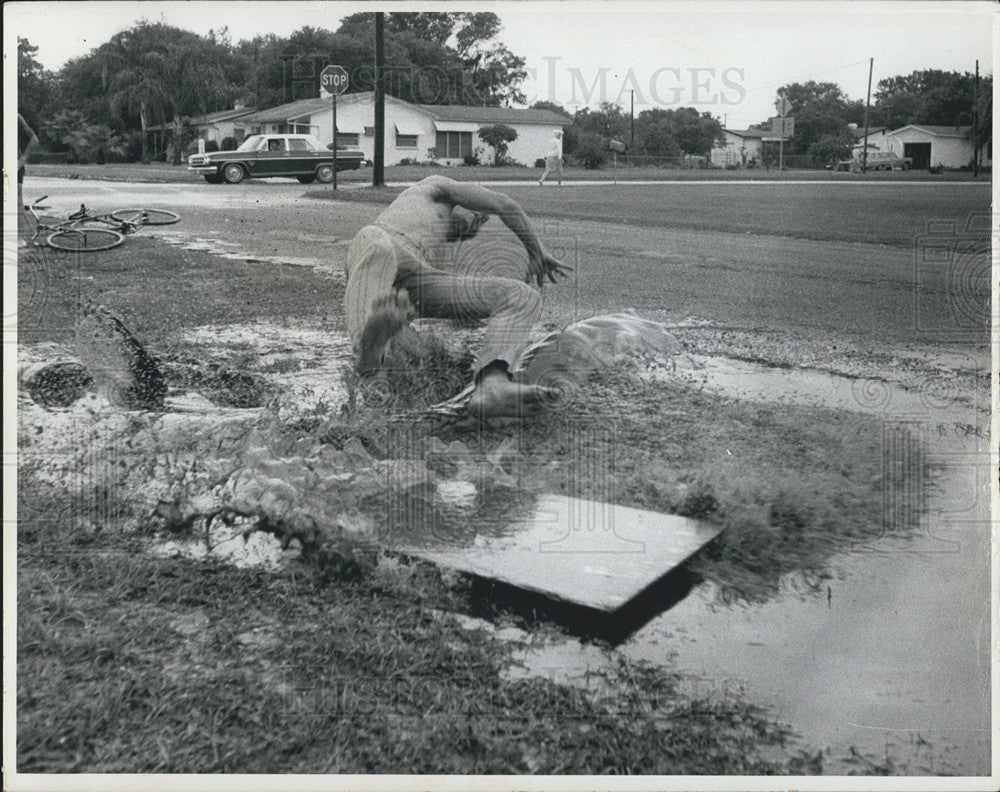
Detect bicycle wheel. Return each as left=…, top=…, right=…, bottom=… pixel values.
left=108, top=208, right=180, bottom=226
left=46, top=228, right=125, bottom=252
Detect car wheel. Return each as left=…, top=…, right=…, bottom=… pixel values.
left=223, top=163, right=246, bottom=184
left=315, top=164, right=336, bottom=183
left=901, top=162, right=909, bottom=170
left=204, top=173, right=224, bottom=184
left=297, top=175, right=317, bottom=184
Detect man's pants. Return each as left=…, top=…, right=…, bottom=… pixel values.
left=540, top=155, right=562, bottom=183
left=344, top=225, right=542, bottom=375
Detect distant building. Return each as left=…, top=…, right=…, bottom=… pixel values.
left=721, top=128, right=767, bottom=162
left=148, top=104, right=256, bottom=154
left=858, top=125, right=990, bottom=170
left=848, top=123, right=888, bottom=154
left=235, top=91, right=571, bottom=166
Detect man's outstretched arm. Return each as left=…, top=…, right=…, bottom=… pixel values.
left=431, top=178, right=572, bottom=286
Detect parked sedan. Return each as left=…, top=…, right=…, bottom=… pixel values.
left=188, top=134, right=364, bottom=184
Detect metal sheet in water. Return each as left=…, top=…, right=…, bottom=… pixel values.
left=400, top=494, right=721, bottom=612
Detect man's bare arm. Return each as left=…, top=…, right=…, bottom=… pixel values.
left=18, top=114, right=39, bottom=169
left=432, top=178, right=571, bottom=286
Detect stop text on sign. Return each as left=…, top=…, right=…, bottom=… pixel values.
left=321, top=65, right=348, bottom=95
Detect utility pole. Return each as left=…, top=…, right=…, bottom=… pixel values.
left=862, top=57, right=873, bottom=171
left=629, top=89, right=634, bottom=146
left=973, top=59, right=980, bottom=178
left=373, top=11, right=385, bottom=187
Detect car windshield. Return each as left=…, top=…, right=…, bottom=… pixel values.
left=236, top=135, right=265, bottom=152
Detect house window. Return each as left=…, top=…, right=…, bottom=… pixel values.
left=336, top=133, right=360, bottom=147
left=291, top=123, right=313, bottom=134
left=364, top=126, right=375, bottom=136
left=435, top=131, right=472, bottom=159
left=396, top=133, right=418, bottom=149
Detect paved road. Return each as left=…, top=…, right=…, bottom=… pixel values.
left=26, top=176, right=989, bottom=351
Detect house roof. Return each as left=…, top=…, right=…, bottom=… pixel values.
left=239, top=97, right=331, bottom=124
left=852, top=126, right=886, bottom=139
left=239, top=92, right=572, bottom=127
left=417, top=105, right=571, bottom=126
left=188, top=107, right=257, bottom=125
left=148, top=106, right=256, bottom=131
left=724, top=128, right=767, bottom=139
left=887, top=124, right=972, bottom=139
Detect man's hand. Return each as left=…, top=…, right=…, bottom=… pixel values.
left=526, top=249, right=572, bottom=287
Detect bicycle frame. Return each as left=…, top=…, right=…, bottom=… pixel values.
left=27, top=198, right=178, bottom=251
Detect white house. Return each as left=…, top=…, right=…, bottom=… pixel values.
left=186, top=105, right=257, bottom=145
left=862, top=125, right=990, bottom=170
left=719, top=128, right=766, bottom=165
left=236, top=91, right=570, bottom=166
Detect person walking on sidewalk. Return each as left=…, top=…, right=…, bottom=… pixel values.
left=539, top=129, right=563, bottom=186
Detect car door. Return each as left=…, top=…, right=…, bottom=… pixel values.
left=286, top=138, right=318, bottom=174
left=249, top=137, right=288, bottom=176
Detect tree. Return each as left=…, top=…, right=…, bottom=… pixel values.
left=971, top=76, right=992, bottom=154
left=572, top=132, right=607, bottom=169
left=386, top=12, right=456, bottom=44
left=572, top=102, right=628, bottom=140
left=453, top=13, right=526, bottom=105
left=808, top=131, right=854, bottom=167
left=764, top=81, right=859, bottom=156
left=18, top=38, right=57, bottom=140
left=48, top=109, right=125, bottom=163
left=106, top=47, right=169, bottom=163
left=631, top=107, right=722, bottom=158
left=873, top=70, right=983, bottom=130
left=478, top=123, right=517, bottom=165
left=530, top=100, right=571, bottom=118
left=333, top=12, right=526, bottom=106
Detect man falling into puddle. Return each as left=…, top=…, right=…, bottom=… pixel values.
left=344, top=175, right=571, bottom=419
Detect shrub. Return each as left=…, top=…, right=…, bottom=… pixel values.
left=534, top=157, right=546, bottom=168
left=807, top=132, right=854, bottom=167
left=220, top=136, right=237, bottom=151
left=30, top=151, right=70, bottom=164
left=463, top=154, right=480, bottom=166
left=477, top=123, right=518, bottom=167
left=572, top=132, right=607, bottom=169
left=204, top=139, right=220, bottom=153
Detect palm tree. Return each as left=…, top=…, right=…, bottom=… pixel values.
left=108, top=54, right=168, bottom=164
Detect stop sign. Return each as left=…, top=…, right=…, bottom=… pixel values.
left=321, top=65, right=349, bottom=95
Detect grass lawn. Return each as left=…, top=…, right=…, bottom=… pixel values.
left=28, top=159, right=987, bottom=186
left=316, top=179, right=990, bottom=249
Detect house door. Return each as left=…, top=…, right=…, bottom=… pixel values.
left=903, top=142, right=931, bottom=170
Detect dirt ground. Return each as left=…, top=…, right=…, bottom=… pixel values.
left=14, top=175, right=992, bottom=775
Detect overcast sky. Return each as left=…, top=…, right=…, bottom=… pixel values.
left=7, top=0, right=995, bottom=129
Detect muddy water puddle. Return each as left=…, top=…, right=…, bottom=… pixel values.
left=157, top=230, right=347, bottom=278
left=178, top=322, right=354, bottom=420
left=569, top=356, right=988, bottom=774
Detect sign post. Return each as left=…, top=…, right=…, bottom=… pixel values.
left=775, top=95, right=791, bottom=171
left=320, top=64, right=349, bottom=189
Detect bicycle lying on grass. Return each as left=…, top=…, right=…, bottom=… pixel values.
left=29, top=196, right=180, bottom=251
